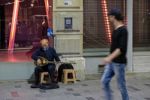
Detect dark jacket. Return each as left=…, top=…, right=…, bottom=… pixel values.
left=31, top=47, right=60, bottom=62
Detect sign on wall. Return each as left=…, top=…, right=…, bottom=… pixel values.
left=64, top=0, right=72, bottom=6
left=64, top=17, right=72, bottom=29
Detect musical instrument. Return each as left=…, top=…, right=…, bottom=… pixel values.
left=34, top=56, right=76, bottom=67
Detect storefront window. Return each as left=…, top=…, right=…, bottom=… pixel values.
left=83, top=0, right=126, bottom=49
left=0, top=0, right=52, bottom=62
left=133, top=0, right=150, bottom=50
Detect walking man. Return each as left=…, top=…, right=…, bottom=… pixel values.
left=101, top=8, right=129, bottom=100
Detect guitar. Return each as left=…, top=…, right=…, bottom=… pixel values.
left=34, top=56, right=76, bottom=67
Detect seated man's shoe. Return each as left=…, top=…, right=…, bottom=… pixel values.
left=39, top=83, right=59, bottom=90
left=30, top=84, right=40, bottom=88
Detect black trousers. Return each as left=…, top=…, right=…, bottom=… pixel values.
left=34, top=64, right=57, bottom=84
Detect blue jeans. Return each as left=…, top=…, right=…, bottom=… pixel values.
left=101, top=62, right=129, bottom=100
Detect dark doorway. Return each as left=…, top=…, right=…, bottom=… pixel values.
left=0, top=5, right=5, bottom=49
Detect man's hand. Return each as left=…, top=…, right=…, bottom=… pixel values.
left=102, top=56, right=112, bottom=65
left=102, top=49, right=121, bottom=65
left=37, top=59, right=42, bottom=65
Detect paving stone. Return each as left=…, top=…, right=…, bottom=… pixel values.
left=145, top=98, right=150, bottom=100
left=144, top=84, right=150, bottom=87
left=14, top=85, right=21, bottom=88
left=11, top=91, right=19, bottom=97
left=127, top=86, right=141, bottom=92
left=66, top=88, right=74, bottom=91
left=39, top=89, right=46, bottom=93
left=83, top=90, right=91, bottom=93
left=6, top=98, right=14, bottom=100
left=72, top=93, right=81, bottom=96
left=86, top=97, right=95, bottom=100
left=35, top=94, right=42, bottom=97
left=81, top=84, right=88, bottom=86
left=64, top=92, right=72, bottom=95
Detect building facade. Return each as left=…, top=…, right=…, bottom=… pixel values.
left=53, top=0, right=83, bottom=55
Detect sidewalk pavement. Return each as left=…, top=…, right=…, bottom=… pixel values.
left=0, top=73, right=150, bottom=100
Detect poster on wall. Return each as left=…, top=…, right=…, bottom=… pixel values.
left=64, top=17, right=72, bottom=29
left=64, top=0, right=72, bottom=6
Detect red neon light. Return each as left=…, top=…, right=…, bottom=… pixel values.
left=49, top=0, right=53, bottom=28
left=8, top=0, right=20, bottom=53
left=101, top=0, right=111, bottom=43
left=44, top=0, right=52, bottom=28
left=44, top=0, right=54, bottom=47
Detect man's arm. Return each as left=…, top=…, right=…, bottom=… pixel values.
left=31, top=49, right=40, bottom=61
left=103, top=49, right=121, bottom=64
left=52, top=48, right=60, bottom=62
left=103, top=29, right=128, bottom=64
left=109, top=49, right=121, bottom=60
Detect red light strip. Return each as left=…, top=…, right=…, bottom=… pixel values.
left=49, top=0, right=53, bottom=28
left=44, top=0, right=51, bottom=28
left=44, top=0, right=54, bottom=47
left=8, top=0, right=20, bottom=53
left=101, top=0, right=111, bottom=43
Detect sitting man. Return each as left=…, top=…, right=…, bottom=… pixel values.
left=31, top=39, right=60, bottom=88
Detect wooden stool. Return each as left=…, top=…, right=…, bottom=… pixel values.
left=63, top=69, right=76, bottom=84
left=40, top=72, right=49, bottom=84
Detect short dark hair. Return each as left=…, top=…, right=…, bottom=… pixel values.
left=108, top=8, right=124, bottom=21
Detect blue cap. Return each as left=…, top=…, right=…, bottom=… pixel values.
left=108, top=8, right=121, bottom=16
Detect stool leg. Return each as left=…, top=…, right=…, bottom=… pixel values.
left=42, top=77, right=47, bottom=84
left=40, top=73, right=49, bottom=84
left=72, top=71, right=76, bottom=83
left=64, top=72, right=68, bottom=84
left=74, top=71, right=77, bottom=81
left=40, top=74, right=44, bottom=84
